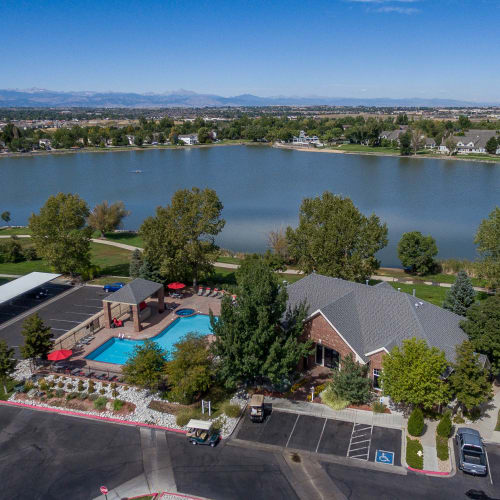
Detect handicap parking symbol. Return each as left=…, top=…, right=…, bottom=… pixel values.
left=375, top=450, right=394, bottom=465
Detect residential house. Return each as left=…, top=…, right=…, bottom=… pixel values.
left=287, top=273, right=473, bottom=388
left=379, top=126, right=408, bottom=145
left=438, top=130, right=499, bottom=155
left=292, top=130, right=323, bottom=147
left=179, top=134, right=199, bottom=145
left=126, top=135, right=135, bottom=146
left=38, top=138, right=52, bottom=149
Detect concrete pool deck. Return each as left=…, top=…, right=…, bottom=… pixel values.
left=73, top=292, right=221, bottom=373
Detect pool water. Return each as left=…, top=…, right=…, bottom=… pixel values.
left=86, top=314, right=215, bottom=365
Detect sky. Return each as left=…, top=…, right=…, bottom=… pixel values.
left=1, top=0, right=499, bottom=102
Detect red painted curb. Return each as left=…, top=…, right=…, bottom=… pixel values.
left=0, top=400, right=187, bottom=434
left=407, top=466, right=450, bottom=476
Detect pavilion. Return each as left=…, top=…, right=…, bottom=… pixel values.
left=102, top=278, right=164, bottom=332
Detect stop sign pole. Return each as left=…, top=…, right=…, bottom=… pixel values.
left=100, top=486, right=109, bottom=499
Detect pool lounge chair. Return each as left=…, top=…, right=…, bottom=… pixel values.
left=197, top=286, right=204, bottom=296
left=70, top=368, right=81, bottom=376
left=203, top=287, right=211, bottom=296
left=211, top=288, right=219, bottom=297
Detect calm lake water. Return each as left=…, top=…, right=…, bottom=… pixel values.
left=1, top=146, right=499, bottom=267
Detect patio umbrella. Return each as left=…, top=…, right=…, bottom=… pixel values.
left=167, top=282, right=186, bottom=290
left=47, top=349, right=73, bottom=361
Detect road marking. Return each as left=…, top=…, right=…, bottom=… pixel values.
left=315, top=418, right=328, bottom=453
left=285, top=414, right=300, bottom=448
left=347, top=422, right=373, bottom=460
left=485, top=449, right=493, bottom=485
left=366, top=425, right=374, bottom=461
left=48, top=319, right=81, bottom=323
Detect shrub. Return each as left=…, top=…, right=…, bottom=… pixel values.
left=53, top=375, right=59, bottom=380
left=55, top=389, right=64, bottom=398
left=436, top=435, right=449, bottom=461
left=77, top=381, right=84, bottom=391
left=66, top=392, right=78, bottom=400
left=78, top=392, right=87, bottom=400
left=38, top=379, right=48, bottom=391
left=407, top=408, right=424, bottom=437
left=57, top=381, right=64, bottom=388
left=88, top=383, right=96, bottom=394
left=453, top=413, right=465, bottom=424
left=222, top=403, right=240, bottom=418
left=24, top=381, right=34, bottom=392
left=406, top=437, right=424, bottom=469
left=88, top=393, right=98, bottom=401
left=176, top=410, right=196, bottom=427
left=437, top=411, right=452, bottom=438
left=111, top=382, right=117, bottom=389
left=66, top=384, right=74, bottom=391
left=112, top=389, right=119, bottom=398
left=48, top=380, right=55, bottom=388
left=94, top=396, right=107, bottom=410
left=99, top=388, right=106, bottom=395
left=372, top=401, right=386, bottom=413
left=102, top=383, right=108, bottom=388
left=321, top=384, right=350, bottom=410
left=113, top=399, right=124, bottom=411
left=22, top=247, right=37, bottom=261
left=330, top=354, right=371, bottom=405
left=46, top=390, right=54, bottom=399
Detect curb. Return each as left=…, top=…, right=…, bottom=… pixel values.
left=127, top=493, right=205, bottom=500
left=407, top=466, right=450, bottom=476
left=0, top=400, right=187, bottom=435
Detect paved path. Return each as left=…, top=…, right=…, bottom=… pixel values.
left=420, top=420, right=439, bottom=472
left=465, top=386, right=500, bottom=444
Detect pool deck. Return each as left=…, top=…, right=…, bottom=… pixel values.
left=73, top=292, right=222, bottom=373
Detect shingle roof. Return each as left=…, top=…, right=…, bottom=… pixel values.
left=287, top=273, right=467, bottom=362
left=103, top=278, right=163, bottom=305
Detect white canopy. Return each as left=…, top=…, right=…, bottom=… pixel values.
left=0, top=272, right=61, bottom=306
left=186, top=419, right=212, bottom=431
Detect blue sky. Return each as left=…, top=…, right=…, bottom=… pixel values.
left=1, top=0, right=499, bottom=101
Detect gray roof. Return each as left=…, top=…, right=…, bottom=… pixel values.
left=287, top=273, right=467, bottom=363
left=103, top=278, right=163, bottom=305
left=446, top=129, right=498, bottom=149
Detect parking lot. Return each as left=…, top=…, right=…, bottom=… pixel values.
left=236, top=409, right=402, bottom=467
left=0, top=285, right=107, bottom=357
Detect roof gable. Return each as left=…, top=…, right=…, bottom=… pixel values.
left=103, top=278, right=163, bottom=305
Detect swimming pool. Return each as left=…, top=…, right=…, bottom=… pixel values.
left=86, top=314, right=215, bottom=365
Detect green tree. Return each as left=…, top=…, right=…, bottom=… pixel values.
left=122, top=340, right=167, bottom=389
left=0, top=340, right=17, bottom=394
left=397, top=231, right=438, bottom=275
left=165, top=333, right=215, bottom=404
left=449, top=341, right=492, bottom=412
left=197, top=127, right=212, bottom=144
left=210, top=257, right=312, bottom=388
left=139, top=258, right=162, bottom=282
left=29, top=193, right=92, bottom=275
left=485, top=136, right=498, bottom=155
left=140, top=187, right=225, bottom=286
left=20, top=313, right=53, bottom=371
left=407, top=407, right=424, bottom=437
left=381, top=338, right=450, bottom=410
left=286, top=192, right=388, bottom=282
left=396, top=113, right=409, bottom=125
left=88, top=201, right=130, bottom=237
left=129, top=249, right=143, bottom=278
left=399, top=132, right=412, bottom=155
left=474, top=206, right=500, bottom=290
left=1, top=211, right=11, bottom=225
left=458, top=115, right=472, bottom=130
left=443, top=270, right=476, bottom=315
left=0, top=236, right=23, bottom=263
left=330, top=354, right=371, bottom=405
left=445, top=137, right=456, bottom=155
left=460, top=295, right=500, bottom=373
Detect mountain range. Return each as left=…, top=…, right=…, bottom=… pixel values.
left=0, top=88, right=496, bottom=108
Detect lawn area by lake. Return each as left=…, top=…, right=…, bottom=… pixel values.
left=0, top=227, right=32, bottom=235
left=102, top=231, right=144, bottom=247
left=335, top=144, right=400, bottom=154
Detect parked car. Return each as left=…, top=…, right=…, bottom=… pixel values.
left=186, top=419, right=220, bottom=447
left=455, top=428, right=487, bottom=476
left=103, top=282, right=125, bottom=293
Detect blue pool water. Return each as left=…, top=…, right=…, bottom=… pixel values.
left=86, top=314, right=215, bottom=365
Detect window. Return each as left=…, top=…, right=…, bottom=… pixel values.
left=373, top=368, right=381, bottom=389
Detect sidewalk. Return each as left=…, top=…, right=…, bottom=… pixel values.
left=420, top=420, right=439, bottom=472
left=465, top=386, right=500, bottom=443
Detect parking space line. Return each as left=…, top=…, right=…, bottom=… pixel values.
left=48, top=319, right=82, bottom=323
left=51, top=328, right=70, bottom=332
left=347, top=423, right=373, bottom=461
left=485, top=449, right=493, bottom=485
left=285, top=414, right=300, bottom=448
left=315, top=418, right=328, bottom=453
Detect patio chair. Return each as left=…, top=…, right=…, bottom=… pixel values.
left=210, top=288, right=219, bottom=297
left=203, top=287, right=211, bottom=296
left=197, top=286, right=204, bottom=296
left=70, top=368, right=80, bottom=376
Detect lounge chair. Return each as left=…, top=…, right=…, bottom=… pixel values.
left=197, top=286, right=204, bottom=296
left=70, top=368, right=80, bottom=376
left=203, top=287, right=211, bottom=296
left=211, top=288, right=219, bottom=297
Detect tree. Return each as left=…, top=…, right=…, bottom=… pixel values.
left=0, top=236, right=23, bottom=263
left=1, top=211, right=11, bottom=226
left=140, top=187, right=225, bottom=287
left=409, top=129, right=423, bottom=155
left=165, top=333, right=215, bottom=404
left=197, top=127, right=212, bottom=144
left=0, top=340, right=17, bottom=394
left=460, top=295, right=500, bottom=373
left=330, top=354, right=371, bottom=405
left=286, top=192, right=388, bottom=282
left=268, top=227, right=289, bottom=261
left=443, top=270, right=476, bottom=315
left=129, top=249, right=143, bottom=278
left=399, top=132, right=412, bottom=156
left=485, top=136, right=498, bottom=155
left=122, top=340, right=167, bottom=389
left=474, top=206, right=500, bottom=290
left=445, top=137, right=456, bottom=155
left=396, top=113, right=409, bottom=125
left=449, top=341, right=492, bottom=412
left=458, top=115, right=472, bottom=130
left=210, top=257, right=312, bottom=388
left=20, top=313, right=53, bottom=371
left=88, top=201, right=130, bottom=237
left=407, top=407, right=424, bottom=437
left=397, top=231, right=438, bottom=275
left=29, top=193, right=92, bottom=275
left=381, top=338, right=450, bottom=410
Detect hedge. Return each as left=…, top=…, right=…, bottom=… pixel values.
left=407, top=408, right=424, bottom=437
left=436, top=435, right=449, bottom=461
left=437, top=412, right=452, bottom=438
left=406, top=437, right=423, bottom=469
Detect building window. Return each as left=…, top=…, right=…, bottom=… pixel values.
left=373, top=368, right=381, bottom=389
left=316, top=344, right=323, bottom=365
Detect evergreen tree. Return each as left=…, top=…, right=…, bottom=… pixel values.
left=330, top=354, right=371, bottom=405
left=485, top=136, right=498, bottom=155
left=210, top=257, right=312, bottom=388
left=0, top=340, right=17, bottom=394
left=450, top=341, right=492, bottom=412
left=443, top=270, right=476, bottom=316
left=399, top=132, right=412, bottom=155
left=20, top=313, right=53, bottom=371
left=129, top=249, right=143, bottom=278
left=139, top=258, right=162, bottom=282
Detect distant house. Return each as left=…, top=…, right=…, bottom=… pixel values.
left=379, top=126, right=408, bottom=145
left=439, top=130, right=498, bottom=154
left=286, top=273, right=481, bottom=386
left=126, top=135, right=135, bottom=145
left=179, top=134, right=199, bottom=145
left=39, top=138, right=52, bottom=149
left=424, top=137, right=437, bottom=149
left=292, top=130, right=323, bottom=147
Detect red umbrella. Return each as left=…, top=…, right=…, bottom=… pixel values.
left=167, top=282, right=186, bottom=290
left=47, top=349, right=73, bottom=361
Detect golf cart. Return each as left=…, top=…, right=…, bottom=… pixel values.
left=249, top=394, right=265, bottom=423
left=186, top=419, right=220, bottom=447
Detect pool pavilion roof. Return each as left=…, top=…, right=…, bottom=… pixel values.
left=103, top=278, right=163, bottom=305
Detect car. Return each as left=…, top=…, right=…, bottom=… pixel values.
left=186, top=419, right=221, bottom=447
left=455, top=428, right=487, bottom=476
left=103, top=282, right=125, bottom=293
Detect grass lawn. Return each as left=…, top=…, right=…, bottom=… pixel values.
left=376, top=268, right=487, bottom=287
left=0, top=227, right=31, bottom=235
left=217, top=255, right=242, bottom=265
left=496, top=410, right=500, bottom=432
left=336, top=144, right=399, bottom=154
left=387, top=282, right=447, bottom=307
left=102, top=231, right=144, bottom=248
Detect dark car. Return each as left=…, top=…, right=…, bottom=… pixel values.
left=455, top=428, right=487, bottom=476
left=103, top=282, right=125, bottom=293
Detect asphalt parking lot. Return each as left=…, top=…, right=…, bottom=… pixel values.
left=0, top=285, right=107, bottom=357
left=236, top=409, right=402, bottom=467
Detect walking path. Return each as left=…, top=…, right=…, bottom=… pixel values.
left=465, top=386, right=500, bottom=444
left=420, top=420, right=439, bottom=472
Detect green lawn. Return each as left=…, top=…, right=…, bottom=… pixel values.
left=335, top=144, right=399, bottom=154
left=0, top=227, right=31, bottom=235
left=217, top=255, right=242, bottom=265
left=376, top=268, right=487, bottom=287
left=102, top=231, right=144, bottom=248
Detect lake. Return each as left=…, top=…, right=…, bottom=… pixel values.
left=1, top=146, right=498, bottom=267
